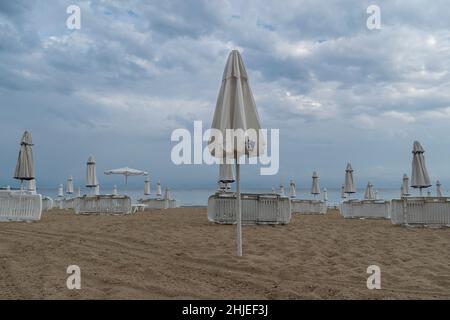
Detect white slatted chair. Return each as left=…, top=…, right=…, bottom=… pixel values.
left=0, top=191, right=42, bottom=221
left=207, top=193, right=291, bottom=225
left=291, top=199, right=327, bottom=214
left=391, top=197, right=450, bottom=227
left=74, top=195, right=132, bottom=214
left=341, top=200, right=390, bottom=219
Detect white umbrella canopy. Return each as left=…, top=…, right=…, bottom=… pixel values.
left=144, top=175, right=151, bottom=195
left=164, top=187, right=171, bottom=200
left=156, top=179, right=162, bottom=197
left=364, top=182, right=375, bottom=200
left=344, top=163, right=356, bottom=196
left=289, top=179, right=296, bottom=198
left=436, top=180, right=443, bottom=197
left=86, top=156, right=98, bottom=188
left=104, top=167, right=148, bottom=194
left=14, top=131, right=35, bottom=186
left=323, top=188, right=328, bottom=201
left=271, top=186, right=276, bottom=194
left=401, top=174, right=410, bottom=197
left=219, top=163, right=235, bottom=183
left=311, top=171, right=320, bottom=197
left=411, top=141, right=431, bottom=195
left=208, top=50, right=265, bottom=257
left=66, top=175, right=74, bottom=194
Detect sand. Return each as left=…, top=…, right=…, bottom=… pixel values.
left=0, top=208, right=449, bottom=299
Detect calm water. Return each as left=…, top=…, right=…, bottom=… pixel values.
left=38, top=187, right=420, bottom=207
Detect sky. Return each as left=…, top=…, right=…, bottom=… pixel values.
left=1, top=0, right=450, bottom=191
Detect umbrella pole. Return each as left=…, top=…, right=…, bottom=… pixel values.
left=236, top=161, right=242, bottom=257
left=125, top=175, right=128, bottom=195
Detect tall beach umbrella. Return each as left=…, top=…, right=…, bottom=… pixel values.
left=66, top=175, right=74, bottom=195
left=375, top=190, right=379, bottom=200
left=311, top=171, right=320, bottom=198
left=344, top=163, right=356, bottom=198
left=279, top=185, right=285, bottom=196
left=436, top=180, right=443, bottom=197
left=289, top=179, right=296, bottom=198
left=76, top=187, right=81, bottom=197
left=323, top=188, right=328, bottom=202
left=364, top=182, right=375, bottom=200
left=86, top=156, right=98, bottom=194
left=341, top=184, right=346, bottom=199
left=156, top=179, right=162, bottom=197
left=271, top=187, right=276, bottom=194
left=104, top=167, right=148, bottom=194
left=208, top=50, right=265, bottom=256
left=411, top=141, right=431, bottom=196
left=144, top=175, right=151, bottom=196
left=219, top=163, right=235, bottom=184
left=57, top=184, right=64, bottom=198
left=27, top=179, right=36, bottom=194
left=164, top=187, right=171, bottom=200
left=401, top=174, right=410, bottom=197
left=14, top=131, right=35, bottom=189
left=112, top=185, right=118, bottom=196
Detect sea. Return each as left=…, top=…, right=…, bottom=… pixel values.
left=37, top=187, right=415, bottom=207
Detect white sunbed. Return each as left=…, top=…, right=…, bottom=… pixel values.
left=0, top=191, right=42, bottom=221
left=390, top=197, right=450, bottom=227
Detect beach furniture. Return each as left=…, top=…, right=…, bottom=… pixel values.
left=42, top=196, right=53, bottom=211
left=208, top=192, right=291, bottom=225
left=104, top=167, right=148, bottom=194
left=138, top=198, right=177, bottom=209
left=390, top=197, right=450, bottom=226
left=0, top=191, right=42, bottom=221
left=341, top=199, right=390, bottom=219
left=74, top=195, right=132, bottom=214
left=291, top=199, right=327, bottom=214
left=132, top=204, right=147, bottom=213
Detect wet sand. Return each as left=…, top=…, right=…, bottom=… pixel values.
left=0, top=208, right=449, bottom=299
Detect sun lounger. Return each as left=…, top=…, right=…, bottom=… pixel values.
left=207, top=192, right=291, bottom=225
left=291, top=199, right=327, bottom=214
left=74, top=195, right=131, bottom=214
left=390, top=197, right=450, bottom=227
left=341, top=199, right=390, bottom=219
left=0, top=191, right=42, bottom=221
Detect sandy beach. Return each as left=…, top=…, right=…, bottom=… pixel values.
left=0, top=208, right=449, bottom=299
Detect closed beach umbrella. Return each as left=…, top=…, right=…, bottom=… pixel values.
left=289, top=180, right=296, bottom=198
left=14, top=131, right=35, bottom=188
left=219, top=163, right=235, bottom=184
left=401, top=174, right=410, bottom=197
left=112, top=185, right=118, bottom=196
left=66, top=175, right=74, bottom=194
left=436, top=180, right=443, bottom=197
left=364, top=182, right=375, bottom=200
left=156, top=179, right=162, bottom=197
left=279, top=185, right=285, bottom=196
left=208, top=50, right=265, bottom=256
left=76, top=187, right=81, bottom=197
left=27, top=179, right=36, bottom=194
left=164, top=187, right=171, bottom=200
left=144, top=175, right=151, bottom=195
left=411, top=141, right=431, bottom=196
left=271, top=186, right=276, bottom=194
left=344, top=163, right=356, bottom=197
left=57, top=184, right=64, bottom=197
left=311, top=171, right=320, bottom=198
left=323, top=188, right=328, bottom=202
left=86, top=156, right=98, bottom=189
left=375, top=190, right=379, bottom=200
